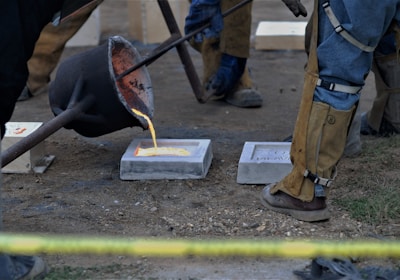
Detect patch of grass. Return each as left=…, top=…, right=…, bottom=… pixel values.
left=334, top=182, right=400, bottom=224
left=44, top=266, right=87, bottom=280
left=356, top=135, right=400, bottom=167
left=334, top=135, right=400, bottom=225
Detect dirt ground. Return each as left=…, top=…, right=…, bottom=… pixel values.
left=3, top=0, right=399, bottom=279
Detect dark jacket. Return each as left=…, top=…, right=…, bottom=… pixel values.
left=0, top=0, right=63, bottom=138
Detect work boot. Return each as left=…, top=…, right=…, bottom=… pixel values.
left=261, top=101, right=355, bottom=222
left=224, top=67, right=263, bottom=108
left=224, top=88, right=263, bottom=108
left=0, top=254, right=48, bottom=280
left=261, top=184, right=329, bottom=222
left=203, top=53, right=246, bottom=101
left=17, top=87, right=33, bottom=102
left=361, top=111, right=398, bottom=136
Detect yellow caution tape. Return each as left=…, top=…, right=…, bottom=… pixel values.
left=0, top=233, right=399, bottom=258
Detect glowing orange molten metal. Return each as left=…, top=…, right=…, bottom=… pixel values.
left=131, top=108, right=190, bottom=157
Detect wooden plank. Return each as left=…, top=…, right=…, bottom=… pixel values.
left=66, top=8, right=101, bottom=47
left=127, top=0, right=145, bottom=43
left=128, top=0, right=189, bottom=44
left=255, top=21, right=307, bottom=50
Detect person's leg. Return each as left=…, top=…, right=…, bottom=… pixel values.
left=219, top=0, right=251, bottom=59
left=211, top=0, right=262, bottom=107
left=199, top=0, right=248, bottom=100
left=0, top=1, right=62, bottom=275
left=363, top=36, right=400, bottom=136
left=304, top=15, right=361, bottom=159
left=261, top=1, right=400, bottom=221
left=188, top=0, right=262, bottom=107
left=19, top=7, right=94, bottom=101
left=344, top=33, right=400, bottom=157
left=0, top=139, right=48, bottom=280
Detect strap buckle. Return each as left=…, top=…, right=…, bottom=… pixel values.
left=317, top=79, right=336, bottom=91
left=316, top=78, right=362, bottom=94
left=322, top=1, right=330, bottom=8
left=334, top=25, right=344, bottom=33
left=303, top=170, right=333, bottom=187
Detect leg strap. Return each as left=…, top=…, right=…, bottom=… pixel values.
left=322, top=1, right=375, bottom=52
left=303, top=168, right=336, bottom=188
left=317, top=78, right=361, bottom=94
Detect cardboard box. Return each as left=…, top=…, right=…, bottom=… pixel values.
left=127, top=0, right=189, bottom=44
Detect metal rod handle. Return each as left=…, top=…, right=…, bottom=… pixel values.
left=1, top=78, right=95, bottom=168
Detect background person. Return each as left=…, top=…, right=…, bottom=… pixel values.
left=0, top=1, right=102, bottom=278
left=18, top=4, right=98, bottom=101
left=305, top=16, right=400, bottom=157
left=261, top=0, right=400, bottom=222
left=361, top=32, right=400, bottom=137
left=184, top=0, right=307, bottom=108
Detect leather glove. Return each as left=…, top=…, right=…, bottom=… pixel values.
left=184, top=0, right=223, bottom=43
left=281, top=0, right=307, bottom=17
left=203, top=53, right=246, bottom=101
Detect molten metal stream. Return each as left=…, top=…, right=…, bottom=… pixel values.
left=131, top=108, right=190, bottom=156
left=131, top=108, right=157, bottom=149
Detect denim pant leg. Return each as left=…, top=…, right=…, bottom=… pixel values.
left=313, top=0, right=400, bottom=110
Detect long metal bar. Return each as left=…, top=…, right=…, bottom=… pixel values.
left=157, top=0, right=204, bottom=102
left=1, top=79, right=95, bottom=168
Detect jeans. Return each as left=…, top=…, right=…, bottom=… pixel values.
left=313, top=0, right=400, bottom=110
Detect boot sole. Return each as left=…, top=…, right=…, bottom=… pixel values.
left=224, top=97, right=262, bottom=108
left=260, top=196, right=331, bottom=222
left=224, top=89, right=263, bottom=108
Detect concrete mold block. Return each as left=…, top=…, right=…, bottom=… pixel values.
left=120, top=139, right=213, bottom=180
left=237, top=142, right=292, bottom=184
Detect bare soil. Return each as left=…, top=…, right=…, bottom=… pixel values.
left=3, top=1, right=399, bottom=279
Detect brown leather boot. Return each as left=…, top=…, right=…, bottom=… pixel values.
left=261, top=102, right=355, bottom=222
left=261, top=184, right=329, bottom=222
